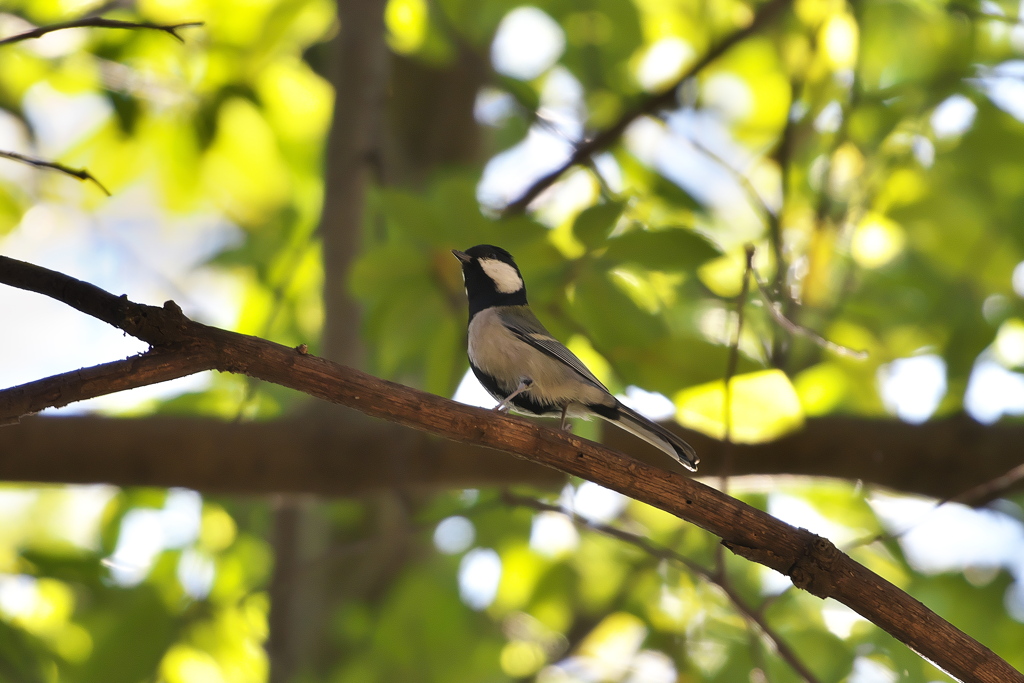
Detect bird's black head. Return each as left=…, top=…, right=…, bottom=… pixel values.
left=452, top=244, right=528, bottom=317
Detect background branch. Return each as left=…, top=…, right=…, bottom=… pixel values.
left=0, top=258, right=1021, bottom=682
left=0, top=17, right=203, bottom=46
left=0, top=150, right=111, bottom=195
left=1, top=413, right=1019, bottom=502
left=500, top=0, right=792, bottom=215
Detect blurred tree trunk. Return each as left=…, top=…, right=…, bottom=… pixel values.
left=384, top=48, right=487, bottom=184
left=319, top=0, right=389, bottom=367
left=268, top=0, right=389, bottom=680
left=267, top=1, right=488, bottom=681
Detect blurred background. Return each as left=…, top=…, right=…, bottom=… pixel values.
left=1, top=0, right=1024, bottom=680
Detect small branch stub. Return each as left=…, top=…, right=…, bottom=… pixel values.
left=789, top=534, right=840, bottom=599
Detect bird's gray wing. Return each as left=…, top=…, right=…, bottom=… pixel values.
left=497, top=306, right=609, bottom=391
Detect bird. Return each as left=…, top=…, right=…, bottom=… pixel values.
left=452, top=244, right=698, bottom=472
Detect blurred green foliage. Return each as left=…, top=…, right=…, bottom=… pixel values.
left=3, top=0, right=1024, bottom=680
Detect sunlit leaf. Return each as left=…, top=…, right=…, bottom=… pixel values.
left=675, top=369, right=805, bottom=442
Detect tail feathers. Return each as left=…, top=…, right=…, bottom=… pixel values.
left=611, top=403, right=699, bottom=472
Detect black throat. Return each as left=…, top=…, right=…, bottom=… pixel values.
left=466, top=287, right=528, bottom=319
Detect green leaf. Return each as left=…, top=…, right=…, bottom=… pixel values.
left=571, top=262, right=664, bottom=350
left=652, top=174, right=704, bottom=213
left=573, top=200, right=625, bottom=250
left=605, top=228, right=721, bottom=272
left=76, top=585, right=178, bottom=683
left=0, top=619, right=51, bottom=683
left=778, top=628, right=855, bottom=682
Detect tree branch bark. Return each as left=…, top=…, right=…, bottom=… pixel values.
left=1, top=257, right=1022, bottom=682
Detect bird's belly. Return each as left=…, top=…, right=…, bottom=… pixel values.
left=468, top=310, right=610, bottom=414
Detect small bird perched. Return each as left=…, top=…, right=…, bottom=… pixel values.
left=452, top=244, right=698, bottom=472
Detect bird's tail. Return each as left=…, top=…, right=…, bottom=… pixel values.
left=610, top=403, right=699, bottom=472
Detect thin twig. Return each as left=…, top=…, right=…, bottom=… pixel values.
left=722, top=246, right=756, bottom=453
left=500, top=0, right=793, bottom=215
left=844, top=461, right=1024, bottom=554
left=768, top=82, right=799, bottom=282
left=502, top=492, right=822, bottom=683
left=686, top=136, right=777, bottom=221
left=943, top=462, right=1024, bottom=507
left=581, top=156, right=618, bottom=201
left=0, top=150, right=111, bottom=195
left=765, top=79, right=802, bottom=366
left=714, top=245, right=755, bottom=577
left=0, top=17, right=203, bottom=46
left=751, top=268, right=868, bottom=359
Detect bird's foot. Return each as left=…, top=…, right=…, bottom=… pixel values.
left=558, top=405, right=572, bottom=432
left=495, top=377, right=533, bottom=413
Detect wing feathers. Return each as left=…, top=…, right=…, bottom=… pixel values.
left=492, top=306, right=699, bottom=471
left=497, top=308, right=608, bottom=390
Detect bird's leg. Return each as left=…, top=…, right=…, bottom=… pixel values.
left=495, top=377, right=533, bottom=413
left=559, top=405, right=571, bottom=431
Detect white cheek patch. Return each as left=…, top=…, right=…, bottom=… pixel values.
left=479, top=258, right=523, bottom=294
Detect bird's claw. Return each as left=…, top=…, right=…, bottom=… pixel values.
left=495, top=377, right=533, bottom=414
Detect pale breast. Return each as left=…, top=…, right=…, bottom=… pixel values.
left=468, top=308, right=612, bottom=409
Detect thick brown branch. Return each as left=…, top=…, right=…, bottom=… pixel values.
left=0, top=17, right=203, bottom=46
left=0, top=150, right=110, bottom=195
left=0, top=260, right=1021, bottom=682
left=0, top=255, right=190, bottom=344
left=500, top=0, right=792, bottom=215
left=0, top=350, right=213, bottom=425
